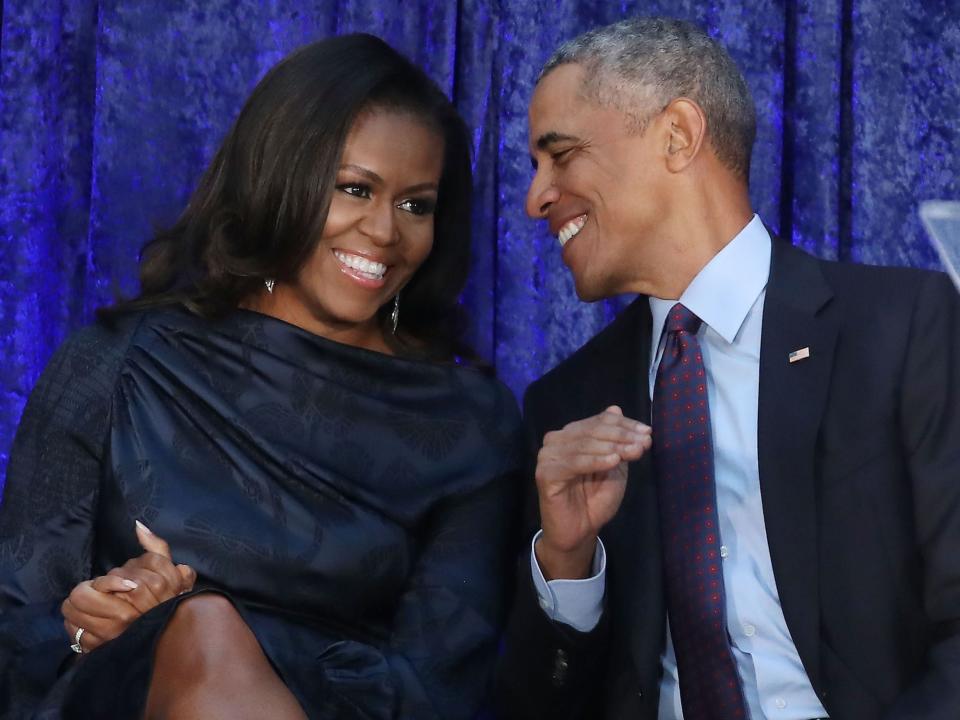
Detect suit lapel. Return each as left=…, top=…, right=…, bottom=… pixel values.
left=593, top=299, right=665, bottom=682
left=757, top=239, right=837, bottom=694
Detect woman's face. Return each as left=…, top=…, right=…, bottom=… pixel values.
left=260, top=109, right=444, bottom=352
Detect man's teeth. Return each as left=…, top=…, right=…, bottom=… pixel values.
left=557, top=215, right=587, bottom=246
left=335, top=251, right=387, bottom=279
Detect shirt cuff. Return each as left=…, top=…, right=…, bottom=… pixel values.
left=529, top=529, right=606, bottom=632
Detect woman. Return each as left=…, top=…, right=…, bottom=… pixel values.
left=0, top=34, right=521, bottom=719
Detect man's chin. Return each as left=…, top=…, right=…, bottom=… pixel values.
left=571, top=276, right=609, bottom=303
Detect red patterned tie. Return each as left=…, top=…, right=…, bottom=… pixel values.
left=652, top=303, right=748, bottom=719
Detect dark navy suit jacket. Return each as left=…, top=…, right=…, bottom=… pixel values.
left=496, top=239, right=960, bottom=719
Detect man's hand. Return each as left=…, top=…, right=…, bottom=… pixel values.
left=534, top=406, right=651, bottom=580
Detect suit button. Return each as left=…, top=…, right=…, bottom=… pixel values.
left=551, top=648, right=569, bottom=686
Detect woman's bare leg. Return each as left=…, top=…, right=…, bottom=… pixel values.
left=144, top=594, right=308, bottom=720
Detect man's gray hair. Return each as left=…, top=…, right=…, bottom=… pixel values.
left=541, top=17, right=757, bottom=179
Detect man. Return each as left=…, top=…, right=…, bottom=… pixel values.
left=495, top=17, right=960, bottom=720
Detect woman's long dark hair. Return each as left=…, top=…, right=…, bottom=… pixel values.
left=101, top=34, right=474, bottom=360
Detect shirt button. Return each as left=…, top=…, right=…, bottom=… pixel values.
left=720, top=545, right=729, bottom=558
left=774, top=697, right=787, bottom=709
left=743, top=623, right=756, bottom=637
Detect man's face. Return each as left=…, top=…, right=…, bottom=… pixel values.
left=526, top=63, right=671, bottom=301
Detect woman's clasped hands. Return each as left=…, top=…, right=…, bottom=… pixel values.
left=61, top=521, right=195, bottom=654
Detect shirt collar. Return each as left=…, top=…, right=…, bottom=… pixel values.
left=649, top=214, right=771, bottom=345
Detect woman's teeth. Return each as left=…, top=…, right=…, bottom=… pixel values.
left=557, top=215, right=587, bottom=246
left=335, top=251, right=387, bottom=279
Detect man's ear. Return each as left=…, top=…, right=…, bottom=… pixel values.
left=662, top=97, right=707, bottom=173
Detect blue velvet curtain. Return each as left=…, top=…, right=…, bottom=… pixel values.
left=1, top=0, right=958, bottom=486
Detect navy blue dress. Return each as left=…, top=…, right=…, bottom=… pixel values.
left=0, top=308, right=522, bottom=719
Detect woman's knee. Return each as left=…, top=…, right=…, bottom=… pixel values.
left=148, top=595, right=304, bottom=720
left=171, top=593, right=242, bottom=629
left=160, top=594, right=260, bottom=669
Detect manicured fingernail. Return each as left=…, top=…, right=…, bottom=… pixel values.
left=135, top=519, right=153, bottom=535
left=121, top=579, right=139, bottom=590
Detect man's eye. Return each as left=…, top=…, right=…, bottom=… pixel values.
left=398, top=198, right=437, bottom=216
left=551, top=148, right=573, bottom=164
left=338, top=184, right=371, bottom=198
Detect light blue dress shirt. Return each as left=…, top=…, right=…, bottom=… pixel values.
left=531, top=216, right=829, bottom=719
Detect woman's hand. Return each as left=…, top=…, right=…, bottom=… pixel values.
left=61, top=521, right=196, bottom=653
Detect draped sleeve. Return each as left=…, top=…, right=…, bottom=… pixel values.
left=0, top=318, right=136, bottom=716
left=383, top=380, right=522, bottom=719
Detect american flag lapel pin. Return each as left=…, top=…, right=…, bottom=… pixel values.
left=788, top=346, right=811, bottom=363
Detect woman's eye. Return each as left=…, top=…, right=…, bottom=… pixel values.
left=397, top=198, right=437, bottom=216
left=338, top=183, right=371, bottom=199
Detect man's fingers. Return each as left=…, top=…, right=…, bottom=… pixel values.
left=551, top=437, right=636, bottom=458
left=573, top=452, right=623, bottom=474
left=543, top=450, right=623, bottom=478
left=566, top=423, right=651, bottom=448
left=547, top=413, right=649, bottom=445
left=595, top=417, right=650, bottom=437
left=616, top=434, right=653, bottom=461
left=135, top=520, right=172, bottom=559
left=540, top=426, right=652, bottom=466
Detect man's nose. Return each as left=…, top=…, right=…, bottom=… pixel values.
left=525, top=170, right=560, bottom=219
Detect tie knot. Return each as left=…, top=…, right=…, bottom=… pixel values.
left=665, top=303, right=702, bottom=335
